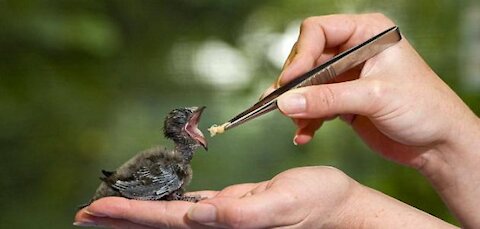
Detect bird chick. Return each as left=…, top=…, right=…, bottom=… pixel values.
left=80, top=106, right=207, bottom=208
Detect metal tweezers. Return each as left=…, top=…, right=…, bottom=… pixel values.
left=221, top=26, right=402, bottom=132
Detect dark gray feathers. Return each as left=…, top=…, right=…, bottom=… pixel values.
left=110, top=164, right=183, bottom=201
left=81, top=146, right=194, bottom=207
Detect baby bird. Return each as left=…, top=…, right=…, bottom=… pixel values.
left=80, top=106, right=207, bottom=208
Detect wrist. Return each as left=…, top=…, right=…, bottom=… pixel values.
left=333, top=182, right=455, bottom=228
left=417, top=116, right=480, bottom=228
left=418, top=115, right=480, bottom=189
left=420, top=115, right=480, bottom=179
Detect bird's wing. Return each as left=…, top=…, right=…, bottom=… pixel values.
left=111, top=164, right=183, bottom=200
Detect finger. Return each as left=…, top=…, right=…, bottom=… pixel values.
left=293, top=117, right=333, bottom=130
left=278, top=13, right=395, bottom=86
left=74, top=213, right=157, bottom=229
left=278, top=15, right=356, bottom=86
left=275, top=42, right=299, bottom=87
left=282, top=42, right=298, bottom=70
left=95, top=218, right=156, bottom=229
left=75, top=208, right=100, bottom=227
left=188, top=190, right=302, bottom=228
left=292, top=118, right=308, bottom=129
left=291, top=118, right=320, bottom=144
left=314, top=48, right=336, bottom=67
left=294, top=119, right=324, bottom=145
left=262, top=48, right=335, bottom=102
left=278, top=46, right=336, bottom=88
left=277, top=79, right=387, bottom=119
left=83, top=197, right=208, bottom=229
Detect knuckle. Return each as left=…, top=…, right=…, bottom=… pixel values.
left=366, top=79, right=392, bottom=112
left=318, top=166, right=347, bottom=179
left=306, top=85, right=336, bottom=115
left=225, top=206, right=246, bottom=229
left=290, top=166, right=347, bottom=182
left=369, top=79, right=389, bottom=101
left=323, top=85, right=337, bottom=110
left=300, top=17, right=319, bottom=31
left=315, top=166, right=354, bottom=191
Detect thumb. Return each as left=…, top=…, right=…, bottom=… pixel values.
left=277, top=79, right=386, bottom=119
left=187, top=194, right=298, bottom=228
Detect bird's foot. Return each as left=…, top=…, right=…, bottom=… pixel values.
left=167, top=192, right=204, bottom=202
left=179, top=195, right=205, bottom=203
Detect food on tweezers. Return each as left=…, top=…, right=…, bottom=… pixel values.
left=208, top=122, right=229, bottom=137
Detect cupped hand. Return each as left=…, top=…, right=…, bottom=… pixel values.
left=271, top=13, right=480, bottom=167
left=74, top=166, right=357, bottom=228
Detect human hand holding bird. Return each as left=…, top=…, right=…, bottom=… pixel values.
left=74, top=167, right=452, bottom=228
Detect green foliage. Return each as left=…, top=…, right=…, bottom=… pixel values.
left=0, top=0, right=477, bottom=228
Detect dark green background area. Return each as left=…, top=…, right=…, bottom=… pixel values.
left=1, top=1, right=478, bottom=228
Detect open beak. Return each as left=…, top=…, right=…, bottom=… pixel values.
left=185, top=106, right=208, bottom=151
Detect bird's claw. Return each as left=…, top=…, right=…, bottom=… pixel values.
left=166, top=192, right=205, bottom=202
left=180, top=195, right=204, bottom=202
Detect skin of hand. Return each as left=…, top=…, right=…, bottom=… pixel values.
left=74, top=166, right=455, bottom=228
left=270, top=13, right=480, bottom=227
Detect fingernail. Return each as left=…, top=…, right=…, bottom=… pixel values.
left=73, top=220, right=97, bottom=227
left=85, top=209, right=107, bottom=217
left=278, top=93, right=306, bottom=115
left=293, top=135, right=299, bottom=146
left=188, top=203, right=217, bottom=223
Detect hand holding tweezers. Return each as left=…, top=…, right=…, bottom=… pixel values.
left=220, top=26, right=402, bottom=132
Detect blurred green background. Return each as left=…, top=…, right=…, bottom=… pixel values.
left=1, top=0, right=479, bottom=228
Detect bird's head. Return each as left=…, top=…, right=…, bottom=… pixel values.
left=163, top=106, right=208, bottom=151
